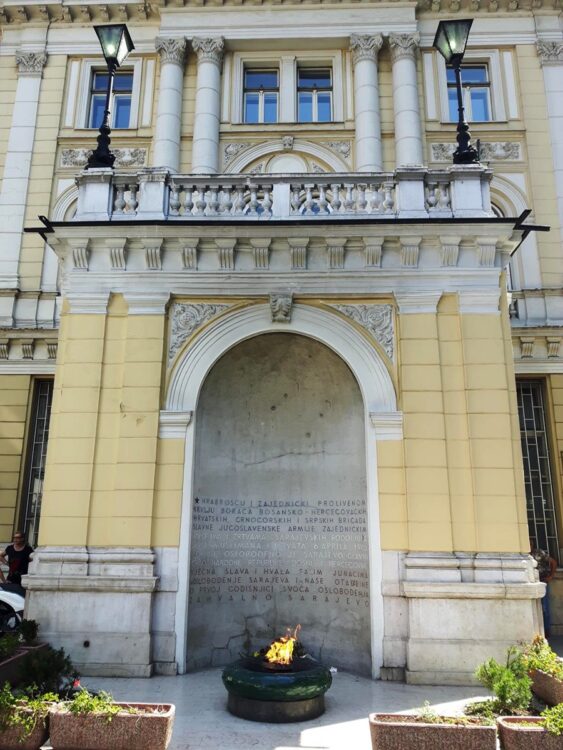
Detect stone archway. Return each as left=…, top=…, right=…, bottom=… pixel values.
left=187, top=333, right=371, bottom=674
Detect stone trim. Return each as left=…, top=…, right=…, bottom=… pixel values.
left=159, top=410, right=193, bottom=438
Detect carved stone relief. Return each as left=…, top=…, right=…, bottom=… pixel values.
left=155, top=37, right=187, bottom=66
left=192, top=37, right=224, bottom=66
left=537, top=41, right=563, bottom=65
left=324, top=141, right=352, bottom=160
left=223, top=142, right=256, bottom=168
left=431, top=142, right=521, bottom=162
left=169, top=303, right=231, bottom=363
left=61, top=148, right=147, bottom=169
left=331, top=304, right=394, bottom=360
left=349, top=34, right=383, bottom=66
left=270, top=293, right=293, bottom=323
left=15, top=51, right=47, bottom=76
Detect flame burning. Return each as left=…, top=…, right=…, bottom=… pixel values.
left=264, top=625, right=302, bottom=665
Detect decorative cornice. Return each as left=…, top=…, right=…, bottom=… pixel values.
left=369, top=411, right=403, bottom=441
left=349, top=34, right=383, bottom=66
left=537, top=40, right=563, bottom=66
left=155, top=37, right=187, bottom=66
left=159, top=410, right=193, bottom=439
left=15, top=50, right=47, bottom=76
left=169, top=302, right=230, bottom=363
left=332, top=304, right=394, bottom=360
left=192, top=37, right=224, bottom=66
left=124, top=292, right=170, bottom=316
left=388, top=33, right=420, bottom=63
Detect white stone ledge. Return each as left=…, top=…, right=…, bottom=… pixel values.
left=23, top=576, right=157, bottom=593
left=401, top=581, right=545, bottom=600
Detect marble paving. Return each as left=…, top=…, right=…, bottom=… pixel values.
left=42, top=669, right=490, bottom=750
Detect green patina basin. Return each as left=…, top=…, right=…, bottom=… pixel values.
left=222, top=659, right=332, bottom=702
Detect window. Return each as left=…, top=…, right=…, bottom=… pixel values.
left=88, top=70, right=133, bottom=129
left=243, top=70, right=279, bottom=124
left=447, top=65, right=491, bottom=122
left=19, top=379, right=53, bottom=547
left=297, top=68, right=332, bottom=123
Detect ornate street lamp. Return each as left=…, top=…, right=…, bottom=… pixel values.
left=433, top=19, right=479, bottom=165
left=86, top=24, right=135, bottom=169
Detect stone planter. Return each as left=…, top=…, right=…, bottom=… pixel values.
left=530, top=669, right=563, bottom=706
left=0, top=643, right=47, bottom=687
left=369, top=713, right=497, bottom=750
left=49, top=702, right=175, bottom=750
left=497, top=716, right=561, bottom=750
left=0, top=713, right=49, bottom=750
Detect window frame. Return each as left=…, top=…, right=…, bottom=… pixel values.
left=88, top=69, right=135, bottom=130
left=446, top=64, right=492, bottom=123
left=74, top=58, right=142, bottom=130
left=243, top=68, right=280, bottom=124
left=297, top=67, right=333, bottom=123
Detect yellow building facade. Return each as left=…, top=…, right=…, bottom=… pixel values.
left=0, top=0, right=561, bottom=681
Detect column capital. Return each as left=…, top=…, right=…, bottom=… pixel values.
left=192, top=37, right=224, bottom=66
left=349, top=34, right=383, bottom=66
left=536, top=40, right=563, bottom=66
left=388, top=33, right=420, bottom=63
left=155, top=37, right=187, bottom=66
left=15, top=50, right=47, bottom=77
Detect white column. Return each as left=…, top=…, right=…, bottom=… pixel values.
left=389, top=33, right=423, bottom=168
left=153, top=38, right=187, bottom=172
left=0, top=50, right=47, bottom=324
left=191, top=37, right=224, bottom=174
left=350, top=34, right=383, bottom=172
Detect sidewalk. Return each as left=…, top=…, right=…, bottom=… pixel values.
left=48, top=669, right=488, bottom=750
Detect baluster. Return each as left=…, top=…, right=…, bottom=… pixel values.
left=383, top=183, right=395, bottom=213
left=343, top=184, right=354, bottom=213
left=195, top=187, right=206, bottom=216
left=233, top=186, right=245, bottom=216
left=438, top=182, right=451, bottom=211
left=357, top=184, right=367, bottom=213
left=114, top=185, right=126, bottom=214
left=183, top=186, right=194, bottom=216
left=128, top=183, right=138, bottom=214
left=220, top=185, right=233, bottom=214
left=303, top=185, right=315, bottom=215
left=369, top=184, right=382, bottom=214
left=290, top=185, right=301, bottom=214
left=318, top=184, right=328, bottom=214
left=329, top=183, right=342, bottom=213
left=262, top=185, right=272, bottom=216
left=207, top=186, right=219, bottom=215
left=248, top=184, right=259, bottom=215
left=169, top=183, right=181, bottom=216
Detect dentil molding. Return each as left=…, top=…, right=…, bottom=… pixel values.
left=155, top=37, right=187, bottom=66
left=169, top=302, right=231, bottom=363
left=192, top=37, right=224, bottom=66
left=331, top=304, right=394, bottom=359
left=349, top=34, right=383, bottom=65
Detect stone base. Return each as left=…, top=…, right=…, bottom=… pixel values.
left=227, top=694, right=325, bottom=723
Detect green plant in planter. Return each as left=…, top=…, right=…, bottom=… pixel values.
left=19, top=645, right=77, bottom=695
left=520, top=635, right=563, bottom=679
left=67, top=690, right=133, bottom=722
left=18, top=620, right=39, bottom=646
left=542, top=703, right=563, bottom=736
left=0, top=633, right=21, bottom=661
left=0, top=682, right=57, bottom=739
left=466, top=646, right=532, bottom=718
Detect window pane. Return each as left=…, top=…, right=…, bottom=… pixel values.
left=244, top=70, right=278, bottom=90
left=470, top=88, right=490, bottom=121
left=263, top=93, right=278, bottom=123
left=461, top=66, right=488, bottom=84
left=446, top=67, right=456, bottom=84
left=317, top=93, right=332, bottom=122
left=447, top=88, right=458, bottom=122
left=244, top=93, right=259, bottom=123
left=298, top=69, right=331, bottom=89
left=113, top=96, right=131, bottom=128
left=298, top=92, right=313, bottom=122
left=93, top=72, right=109, bottom=91
left=89, top=95, right=106, bottom=128
left=114, top=72, right=133, bottom=91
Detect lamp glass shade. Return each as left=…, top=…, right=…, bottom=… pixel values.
left=94, top=24, right=135, bottom=67
left=433, top=19, right=473, bottom=65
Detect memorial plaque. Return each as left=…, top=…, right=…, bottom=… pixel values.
left=187, top=334, right=371, bottom=675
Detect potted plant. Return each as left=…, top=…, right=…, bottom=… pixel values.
left=498, top=703, right=563, bottom=750
left=464, top=647, right=533, bottom=721
left=519, top=635, right=563, bottom=706
left=369, top=702, right=496, bottom=750
left=0, top=682, right=56, bottom=750
left=49, top=689, right=175, bottom=750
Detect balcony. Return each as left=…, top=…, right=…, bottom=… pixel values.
left=74, top=166, right=494, bottom=223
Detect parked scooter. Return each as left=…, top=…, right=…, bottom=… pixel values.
left=0, top=583, right=25, bottom=631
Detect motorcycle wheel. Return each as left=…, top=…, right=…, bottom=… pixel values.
left=0, top=602, right=21, bottom=632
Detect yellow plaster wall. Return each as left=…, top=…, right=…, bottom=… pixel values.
left=0, top=57, right=17, bottom=185
left=152, top=439, right=184, bottom=547
left=0, top=375, right=31, bottom=541
left=179, top=53, right=197, bottom=173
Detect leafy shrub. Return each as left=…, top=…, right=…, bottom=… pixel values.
left=418, top=701, right=494, bottom=726
left=18, top=645, right=77, bottom=696
left=0, top=633, right=20, bottom=661
left=0, top=681, right=57, bottom=739
left=18, top=619, right=39, bottom=645
left=64, top=689, right=139, bottom=723
left=542, top=703, right=563, bottom=736
left=469, top=646, right=532, bottom=717
left=520, top=635, right=563, bottom=680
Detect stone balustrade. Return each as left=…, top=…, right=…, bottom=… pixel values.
left=74, top=166, right=493, bottom=223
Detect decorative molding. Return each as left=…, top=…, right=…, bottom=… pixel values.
left=250, top=239, right=270, bottom=270
left=15, top=50, right=47, bottom=76
left=61, top=148, right=146, bottom=169
left=477, top=238, right=497, bottom=267
left=395, top=292, right=442, bottom=315
left=400, top=237, right=421, bottom=268
left=248, top=162, right=265, bottom=175
left=159, top=410, right=193, bottom=439
left=215, top=239, right=236, bottom=270
left=326, top=238, right=346, bottom=269
left=287, top=238, right=308, bottom=270
left=270, top=293, right=293, bottom=323
left=66, top=293, right=109, bottom=315
left=169, top=303, right=230, bottom=363
left=441, top=237, right=461, bottom=267
left=223, top=142, right=255, bottom=168
left=388, top=33, right=420, bottom=63
left=155, top=37, right=187, bottom=66
left=182, top=242, right=199, bottom=270
left=350, top=34, right=383, bottom=66
left=124, top=292, right=170, bottom=316
left=369, top=411, right=403, bottom=440
left=537, top=41, right=563, bottom=66
left=282, top=135, right=294, bottom=151
left=458, top=290, right=501, bottom=315
left=107, top=239, right=127, bottom=271
left=45, top=340, right=58, bottom=359
left=431, top=142, right=521, bottom=162
left=324, top=141, right=351, bottom=160
left=547, top=338, right=562, bottom=359
left=364, top=238, right=383, bottom=268
left=72, top=241, right=89, bottom=271
left=144, top=240, right=163, bottom=270
left=520, top=337, right=535, bottom=359
left=0, top=340, right=9, bottom=359
left=332, top=304, right=394, bottom=359
left=192, top=37, right=224, bottom=66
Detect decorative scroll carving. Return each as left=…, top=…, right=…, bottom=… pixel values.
left=248, top=162, right=265, bottom=175
left=169, top=303, right=230, bottom=363
left=155, top=37, right=187, bottom=66
left=270, top=293, right=293, bottom=323
left=350, top=34, right=383, bottom=66
left=400, top=238, right=421, bottom=267
left=15, top=51, right=47, bottom=76
left=431, top=142, right=521, bottom=161
left=250, top=239, right=270, bottom=270
left=282, top=135, right=294, bottom=151
left=388, top=33, right=420, bottom=63
left=324, top=141, right=351, bottom=160
left=331, top=304, right=394, bottom=360
left=72, top=242, right=89, bottom=270
left=0, top=340, right=10, bottom=359
left=192, top=37, right=224, bottom=66
left=520, top=337, right=535, bottom=358
left=537, top=41, right=563, bottom=65
left=326, top=239, right=346, bottom=269
left=364, top=238, right=383, bottom=268
left=144, top=241, right=162, bottom=270
left=223, top=142, right=255, bottom=167
left=182, top=242, right=199, bottom=270
left=288, top=238, right=308, bottom=270
left=61, top=148, right=146, bottom=168
left=547, top=337, right=562, bottom=358
left=21, top=341, right=35, bottom=360
left=46, top=340, right=58, bottom=359
left=311, top=164, right=327, bottom=173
